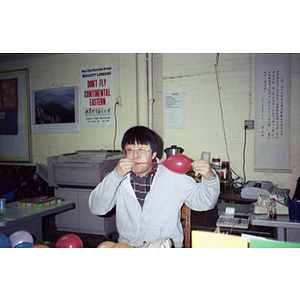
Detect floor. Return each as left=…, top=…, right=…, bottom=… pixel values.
left=41, top=215, right=119, bottom=248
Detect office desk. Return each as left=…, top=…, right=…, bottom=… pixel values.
left=250, top=214, right=300, bottom=241
left=0, top=200, right=74, bottom=240
left=218, top=203, right=300, bottom=242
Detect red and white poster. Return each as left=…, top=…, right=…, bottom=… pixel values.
left=80, top=64, right=115, bottom=127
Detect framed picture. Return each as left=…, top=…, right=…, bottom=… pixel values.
left=31, top=86, right=80, bottom=133
left=0, top=69, right=31, bottom=162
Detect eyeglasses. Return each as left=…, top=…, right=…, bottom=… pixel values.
left=124, top=147, right=151, bottom=156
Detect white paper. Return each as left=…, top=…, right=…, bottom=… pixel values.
left=163, top=92, right=186, bottom=129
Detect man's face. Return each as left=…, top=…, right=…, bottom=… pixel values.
left=125, top=142, right=157, bottom=177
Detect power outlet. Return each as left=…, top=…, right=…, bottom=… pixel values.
left=244, top=120, right=254, bottom=130
left=116, top=97, right=121, bottom=106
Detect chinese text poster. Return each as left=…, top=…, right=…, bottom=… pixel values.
left=254, top=54, right=291, bottom=172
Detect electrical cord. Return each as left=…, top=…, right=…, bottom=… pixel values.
left=112, top=175, right=127, bottom=202
left=220, top=125, right=248, bottom=192
left=214, top=54, right=249, bottom=190
left=113, top=101, right=118, bottom=150
left=214, top=54, right=231, bottom=164
left=242, top=127, right=247, bottom=185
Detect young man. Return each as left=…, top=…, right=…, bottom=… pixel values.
left=89, top=126, right=220, bottom=247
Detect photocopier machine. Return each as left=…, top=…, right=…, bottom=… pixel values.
left=37, top=150, right=124, bottom=236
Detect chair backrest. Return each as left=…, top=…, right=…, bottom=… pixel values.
left=181, top=204, right=191, bottom=248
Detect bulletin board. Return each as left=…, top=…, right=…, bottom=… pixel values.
left=254, top=54, right=291, bottom=173
left=0, top=69, right=31, bottom=162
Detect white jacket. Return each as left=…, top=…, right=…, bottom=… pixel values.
left=88, top=163, right=220, bottom=247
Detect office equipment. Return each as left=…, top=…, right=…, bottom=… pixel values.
left=216, top=207, right=250, bottom=229
left=217, top=202, right=300, bottom=242
left=254, top=195, right=289, bottom=216
left=37, top=150, right=124, bottom=188
left=241, top=180, right=288, bottom=200
left=36, top=150, right=123, bottom=236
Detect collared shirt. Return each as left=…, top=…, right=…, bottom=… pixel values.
left=130, top=164, right=157, bottom=208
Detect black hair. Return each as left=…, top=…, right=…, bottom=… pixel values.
left=121, top=126, right=158, bottom=153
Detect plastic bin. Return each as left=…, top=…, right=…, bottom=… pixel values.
left=288, top=199, right=300, bottom=222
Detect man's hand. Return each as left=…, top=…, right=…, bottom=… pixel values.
left=115, top=158, right=135, bottom=177
left=191, top=159, right=215, bottom=179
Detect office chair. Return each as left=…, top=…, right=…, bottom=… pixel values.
left=181, top=204, right=191, bottom=248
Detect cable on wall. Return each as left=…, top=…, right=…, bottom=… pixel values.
left=242, top=127, right=247, bottom=184
left=214, top=53, right=231, bottom=163
left=113, top=100, right=119, bottom=150
left=214, top=54, right=245, bottom=189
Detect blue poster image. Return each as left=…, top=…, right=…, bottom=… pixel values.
left=34, top=88, right=75, bottom=124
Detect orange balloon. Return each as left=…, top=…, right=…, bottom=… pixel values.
left=112, top=243, right=133, bottom=248
left=97, top=241, right=116, bottom=248
left=32, top=244, right=50, bottom=248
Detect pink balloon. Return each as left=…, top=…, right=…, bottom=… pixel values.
left=56, top=234, right=83, bottom=248
left=162, top=154, right=191, bottom=173
left=9, top=230, right=34, bottom=248
left=135, top=154, right=191, bottom=174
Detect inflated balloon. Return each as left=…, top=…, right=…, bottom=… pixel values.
left=14, top=242, right=35, bottom=248
left=112, top=243, right=133, bottom=248
left=32, top=244, right=50, bottom=248
left=9, top=230, right=34, bottom=248
left=97, top=241, right=116, bottom=248
left=56, top=234, right=83, bottom=248
left=135, top=154, right=191, bottom=174
left=0, top=232, right=12, bottom=248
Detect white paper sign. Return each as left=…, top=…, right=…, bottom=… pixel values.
left=163, top=92, right=186, bottom=129
left=254, top=54, right=291, bottom=172
left=81, top=64, right=115, bottom=127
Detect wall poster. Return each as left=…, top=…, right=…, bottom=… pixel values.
left=31, top=87, right=80, bottom=134
left=80, top=64, right=115, bottom=127
left=0, top=69, right=31, bottom=162
left=163, top=92, right=186, bottom=129
left=254, top=53, right=291, bottom=173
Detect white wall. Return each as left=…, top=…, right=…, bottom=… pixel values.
left=0, top=53, right=138, bottom=164
left=158, top=53, right=300, bottom=197
left=1, top=53, right=299, bottom=197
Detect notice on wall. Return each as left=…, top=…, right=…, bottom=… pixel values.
left=163, top=92, right=186, bottom=129
left=254, top=54, right=291, bottom=173
left=81, top=64, right=115, bottom=127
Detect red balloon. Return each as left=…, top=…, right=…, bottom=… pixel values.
left=135, top=154, right=191, bottom=174
left=56, top=234, right=83, bottom=248
left=162, top=154, right=191, bottom=173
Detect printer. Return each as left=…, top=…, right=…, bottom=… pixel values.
left=37, top=150, right=124, bottom=188
left=37, top=150, right=124, bottom=236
